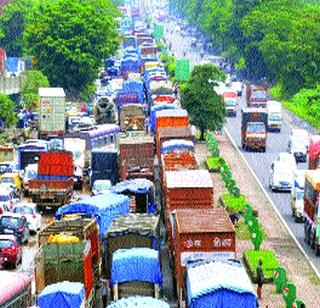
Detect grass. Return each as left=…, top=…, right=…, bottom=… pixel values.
left=308, top=270, right=320, bottom=285
left=245, top=249, right=280, bottom=280
left=206, top=156, right=224, bottom=171
left=235, top=220, right=251, bottom=240
left=220, top=193, right=247, bottom=214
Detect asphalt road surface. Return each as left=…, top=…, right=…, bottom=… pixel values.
left=164, top=17, right=320, bottom=274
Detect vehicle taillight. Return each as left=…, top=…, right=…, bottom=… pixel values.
left=32, top=214, right=36, bottom=219
left=9, top=200, right=13, bottom=208
left=17, top=226, right=24, bottom=232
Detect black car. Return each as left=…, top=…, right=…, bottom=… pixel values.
left=0, top=214, right=30, bottom=244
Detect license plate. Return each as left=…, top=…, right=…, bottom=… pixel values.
left=4, top=229, right=13, bottom=234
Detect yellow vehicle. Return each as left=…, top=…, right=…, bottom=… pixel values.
left=0, top=172, right=23, bottom=193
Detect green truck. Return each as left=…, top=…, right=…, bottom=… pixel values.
left=38, top=87, right=66, bottom=139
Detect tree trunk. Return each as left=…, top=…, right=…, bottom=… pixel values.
left=200, top=129, right=205, bottom=141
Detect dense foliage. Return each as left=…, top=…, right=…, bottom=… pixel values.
left=170, top=0, right=320, bottom=98
left=0, top=94, right=17, bottom=127
left=21, top=70, right=50, bottom=110
left=181, top=64, right=226, bottom=140
left=0, top=0, right=120, bottom=97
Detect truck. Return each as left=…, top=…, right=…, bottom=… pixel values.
left=304, top=170, right=320, bottom=255
left=246, top=84, right=268, bottom=108
left=93, top=96, right=116, bottom=125
left=38, top=87, right=66, bottom=139
left=241, top=108, right=268, bottom=152
left=17, top=142, right=47, bottom=171
left=38, top=218, right=101, bottom=281
left=119, top=104, right=146, bottom=132
left=0, top=271, right=32, bottom=307
left=291, top=170, right=306, bottom=222
left=223, top=91, right=237, bottom=117
left=28, top=151, right=74, bottom=210
left=308, top=135, right=320, bottom=169
left=266, top=100, right=282, bottom=132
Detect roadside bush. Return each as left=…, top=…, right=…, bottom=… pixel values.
left=244, top=249, right=279, bottom=282
left=220, top=193, right=247, bottom=214
left=206, top=156, right=224, bottom=172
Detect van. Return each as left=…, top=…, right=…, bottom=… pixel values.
left=266, top=100, right=282, bottom=132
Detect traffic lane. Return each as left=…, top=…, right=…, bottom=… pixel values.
left=225, top=105, right=320, bottom=269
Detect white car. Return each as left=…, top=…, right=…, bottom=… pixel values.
left=277, top=152, right=297, bottom=172
left=289, top=129, right=309, bottom=151
left=12, top=203, right=41, bottom=233
left=92, top=180, right=112, bottom=196
left=269, top=161, right=294, bottom=192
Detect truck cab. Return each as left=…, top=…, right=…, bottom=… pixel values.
left=291, top=170, right=306, bottom=222
left=266, top=100, right=282, bottom=132
left=241, top=108, right=268, bottom=152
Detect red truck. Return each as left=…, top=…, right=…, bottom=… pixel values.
left=246, top=84, right=268, bottom=108
left=308, top=135, right=320, bottom=169
left=29, top=151, right=74, bottom=210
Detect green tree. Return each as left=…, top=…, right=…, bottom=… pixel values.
left=0, top=94, right=17, bottom=127
left=21, top=70, right=50, bottom=110
left=24, top=0, right=120, bottom=96
left=0, top=0, right=37, bottom=56
left=181, top=64, right=226, bottom=140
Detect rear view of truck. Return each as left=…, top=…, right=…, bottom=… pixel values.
left=29, top=151, right=74, bottom=210
left=241, top=108, right=268, bottom=152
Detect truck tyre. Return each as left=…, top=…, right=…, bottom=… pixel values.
left=262, top=147, right=266, bottom=153
left=316, top=244, right=320, bottom=256
left=304, top=224, right=309, bottom=244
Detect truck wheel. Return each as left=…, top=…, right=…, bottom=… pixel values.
left=294, top=215, right=299, bottom=223
left=316, top=245, right=320, bottom=256
left=304, top=224, right=309, bottom=244
left=262, top=147, right=266, bottom=153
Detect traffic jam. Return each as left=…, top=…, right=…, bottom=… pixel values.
left=0, top=1, right=318, bottom=308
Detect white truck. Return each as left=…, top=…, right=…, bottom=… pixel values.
left=291, top=170, right=306, bottom=222
left=38, top=88, right=66, bottom=139
left=266, top=100, right=282, bottom=132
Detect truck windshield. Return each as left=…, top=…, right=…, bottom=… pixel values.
left=247, top=123, right=265, bottom=133
left=225, top=100, right=237, bottom=106
left=1, top=177, right=14, bottom=184
left=269, top=114, right=282, bottom=121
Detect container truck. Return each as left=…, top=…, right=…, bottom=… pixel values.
left=241, top=108, right=268, bottom=152
left=304, top=170, right=320, bottom=255
left=246, top=84, right=268, bottom=108
left=28, top=151, right=74, bottom=210
left=223, top=91, right=237, bottom=117
left=38, top=88, right=66, bottom=139
left=266, top=100, right=282, bottom=132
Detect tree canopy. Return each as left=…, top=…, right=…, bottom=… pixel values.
left=170, top=0, right=320, bottom=98
left=23, top=0, right=120, bottom=96
left=181, top=64, right=226, bottom=140
left=21, top=70, right=50, bottom=110
left=0, top=94, right=17, bottom=127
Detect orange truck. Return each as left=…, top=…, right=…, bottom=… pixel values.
left=304, top=170, right=320, bottom=255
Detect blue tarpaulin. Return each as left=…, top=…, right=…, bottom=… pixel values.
left=38, top=281, right=85, bottom=308
left=161, top=139, right=194, bottom=154
left=122, top=79, right=144, bottom=103
left=108, top=296, right=170, bottom=308
left=149, top=104, right=178, bottom=132
left=186, top=259, right=258, bottom=308
left=112, top=178, right=153, bottom=195
left=110, top=248, right=162, bottom=286
left=121, top=57, right=141, bottom=74
left=56, top=192, right=130, bottom=237
left=6, top=57, right=19, bottom=73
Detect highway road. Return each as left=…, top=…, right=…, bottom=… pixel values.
left=163, top=17, right=320, bottom=274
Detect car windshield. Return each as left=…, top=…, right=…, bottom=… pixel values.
left=1, top=177, right=14, bottom=184
left=269, top=114, right=282, bottom=121
left=296, top=191, right=304, bottom=200
left=0, top=217, right=19, bottom=228
left=0, top=239, right=12, bottom=248
left=13, top=207, right=33, bottom=215
left=247, top=123, right=265, bottom=133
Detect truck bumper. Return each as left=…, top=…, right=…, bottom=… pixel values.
left=226, top=109, right=237, bottom=117
left=246, top=140, right=266, bottom=149
left=268, top=124, right=281, bottom=132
